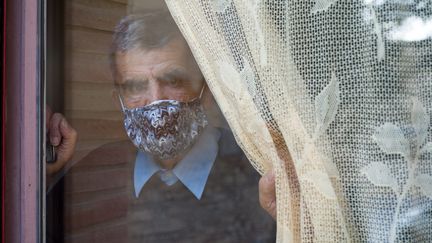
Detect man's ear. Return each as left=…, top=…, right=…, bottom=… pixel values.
left=111, top=89, right=122, bottom=111
left=201, top=84, right=230, bottom=130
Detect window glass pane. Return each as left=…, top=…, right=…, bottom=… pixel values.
left=45, top=1, right=276, bottom=242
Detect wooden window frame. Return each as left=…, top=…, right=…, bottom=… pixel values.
left=4, top=0, right=46, bottom=242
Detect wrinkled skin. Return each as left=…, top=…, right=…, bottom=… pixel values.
left=46, top=106, right=77, bottom=177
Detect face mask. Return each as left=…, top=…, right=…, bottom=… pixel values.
left=119, top=87, right=208, bottom=160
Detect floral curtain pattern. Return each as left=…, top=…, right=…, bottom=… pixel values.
left=165, top=0, right=432, bottom=242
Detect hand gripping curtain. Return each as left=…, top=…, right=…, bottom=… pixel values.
left=165, top=0, right=432, bottom=242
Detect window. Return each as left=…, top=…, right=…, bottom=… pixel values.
left=41, top=1, right=276, bottom=242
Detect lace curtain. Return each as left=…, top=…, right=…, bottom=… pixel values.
left=165, top=0, right=432, bottom=242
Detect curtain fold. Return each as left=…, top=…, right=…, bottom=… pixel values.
left=166, top=0, right=432, bottom=242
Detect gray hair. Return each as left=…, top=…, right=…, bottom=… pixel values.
left=110, top=12, right=184, bottom=76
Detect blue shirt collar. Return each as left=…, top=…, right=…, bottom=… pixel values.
left=134, top=126, right=221, bottom=200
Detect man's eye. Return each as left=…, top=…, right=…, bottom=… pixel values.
left=167, top=79, right=181, bottom=87
left=126, top=83, right=146, bottom=94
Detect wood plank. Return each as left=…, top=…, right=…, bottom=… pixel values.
left=64, top=168, right=129, bottom=194
left=58, top=139, right=130, bottom=188
left=74, top=139, right=126, bottom=152
left=64, top=81, right=116, bottom=111
left=64, top=187, right=126, bottom=206
left=63, top=138, right=128, bottom=172
left=128, top=0, right=169, bottom=11
left=65, top=0, right=126, bottom=32
left=109, top=0, right=128, bottom=4
left=65, top=26, right=114, bottom=55
left=65, top=224, right=127, bottom=243
left=64, top=51, right=113, bottom=84
left=68, top=118, right=126, bottom=141
left=64, top=192, right=128, bottom=231
left=65, top=109, right=123, bottom=121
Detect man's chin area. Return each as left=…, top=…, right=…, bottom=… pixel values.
left=153, top=155, right=180, bottom=170
left=152, top=146, right=192, bottom=170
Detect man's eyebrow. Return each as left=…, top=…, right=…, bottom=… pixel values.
left=159, top=68, right=191, bottom=81
left=117, top=79, right=149, bottom=88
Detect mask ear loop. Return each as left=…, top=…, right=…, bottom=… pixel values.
left=187, top=83, right=206, bottom=104
left=118, top=94, right=126, bottom=112
left=198, top=83, right=205, bottom=99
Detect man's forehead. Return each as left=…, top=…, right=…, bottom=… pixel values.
left=115, top=41, right=201, bottom=77
left=117, top=38, right=192, bottom=64
left=116, top=50, right=203, bottom=88
left=119, top=67, right=192, bottom=83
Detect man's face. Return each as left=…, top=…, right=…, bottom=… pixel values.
left=114, top=38, right=204, bottom=108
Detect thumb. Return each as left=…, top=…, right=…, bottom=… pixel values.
left=259, top=170, right=276, bottom=219
left=47, top=118, right=77, bottom=176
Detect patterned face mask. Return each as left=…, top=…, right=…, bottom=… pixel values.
left=119, top=87, right=208, bottom=160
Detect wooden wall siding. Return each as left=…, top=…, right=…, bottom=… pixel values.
left=65, top=27, right=114, bottom=55
left=63, top=2, right=169, bottom=241
left=65, top=0, right=127, bottom=32
left=66, top=82, right=116, bottom=111
left=63, top=0, right=170, bottom=155
left=65, top=53, right=112, bottom=83
left=63, top=1, right=127, bottom=239
left=64, top=0, right=127, bottom=154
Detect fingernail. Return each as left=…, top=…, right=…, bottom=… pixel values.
left=52, top=137, right=60, bottom=145
left=61, top=119, right=67, bottom=129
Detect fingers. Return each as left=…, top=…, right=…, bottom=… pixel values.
left=49, top=113, right=64, bottom=146
left=46, top=113, right=78, bottom=176
left=259, top=170, right=277, bottom=220
left=59, top=117, right=77, bottom=144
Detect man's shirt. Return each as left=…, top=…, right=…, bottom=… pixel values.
left=60, top=126, right=276, bottom=243
left=134, top=126, right=221, bottom=199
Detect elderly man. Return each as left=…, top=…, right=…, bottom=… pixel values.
left=54, top=12, right=276, bottom=242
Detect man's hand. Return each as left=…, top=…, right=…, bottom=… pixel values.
left=259, top=170, right=276, bottom=219
left=46, top=106, right=77, bottom=176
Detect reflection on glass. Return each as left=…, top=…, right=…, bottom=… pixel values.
left=363, top=1, right=432, bottom=42
left=388, top=16, right=432, bottom=41
left=46, top=1, right=275, bottom=242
